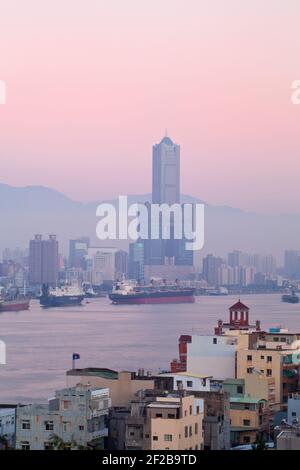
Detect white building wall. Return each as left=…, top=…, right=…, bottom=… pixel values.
left=186, top=335, right=237, bottom=380
left=160, top=373, right=211, bottom=392
left=288, top=395, right=300, bottom=424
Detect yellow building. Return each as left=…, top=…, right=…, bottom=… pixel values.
left=66, top=368, right=155, bottom=407
left=126, top=393, right=204, bottom=450
left=237, top=330, right=300, bottom=407
left=230, top=396, right=268, bottom=446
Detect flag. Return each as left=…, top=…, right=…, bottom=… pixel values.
left=72, top=353, right=80, bottom=361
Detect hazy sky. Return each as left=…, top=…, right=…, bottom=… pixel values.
left=0, top=0, right=299, bottom=213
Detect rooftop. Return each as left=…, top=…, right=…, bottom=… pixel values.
left=229, top=300, right=249, bottom=311
left=66, top=368, right=118, bottom=380
left=230, top=397, right=265, bottom=404
left=160, top=372, right=212, bottom=380
left=160, top=136, right=174, bottom=146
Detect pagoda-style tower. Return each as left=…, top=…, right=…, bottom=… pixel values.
left=214, top=300, right=261, bottom=335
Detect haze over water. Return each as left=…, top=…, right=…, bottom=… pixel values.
left=0, top=294, right=299, bottom=403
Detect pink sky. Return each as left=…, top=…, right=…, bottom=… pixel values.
left=0, top=0, right=299, bottom=213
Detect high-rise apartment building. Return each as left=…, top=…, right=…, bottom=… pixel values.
left=29, top=234, right=59, bottom=286
left=115, top=250, right=129, bottom=280
left=68, top=237, right=89, bottom=269
left=284, top=250, right=300, bottom=279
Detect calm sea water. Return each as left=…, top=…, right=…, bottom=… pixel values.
left=0, top=294, right=299, bottom=403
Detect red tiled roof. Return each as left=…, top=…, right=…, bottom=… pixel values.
left=229, top=300, right=249, bottom=310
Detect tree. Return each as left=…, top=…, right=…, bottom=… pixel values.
left=48, top=434, right=89, bottom=451
left=0, top=434, right=10, bottom=450
left=252, top=434, right=268, bottom=451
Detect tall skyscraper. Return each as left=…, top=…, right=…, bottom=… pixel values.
left=143, top=135, right=193, bottom=280
left=29, top=234, right=59, bottom=286
left=152, top=135, right=180, bottom=204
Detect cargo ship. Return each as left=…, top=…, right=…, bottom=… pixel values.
left=0, top=296, right=30, bottom=312
left=109, top=280, right=195, bottom=305
left=282, top=290, right=299, bottom=304
left=39, top=284, right=85, bottom=307
left=209, top=287, right=229, bottom=296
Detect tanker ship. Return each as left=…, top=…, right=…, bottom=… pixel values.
left=109, top=280, right=195, bottom=305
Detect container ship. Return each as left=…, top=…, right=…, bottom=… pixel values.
left=39, top=284, right=85, bottom=307
left=109, top=280, right=195, bottom=305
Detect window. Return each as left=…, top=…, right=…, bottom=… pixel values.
left=195, top=423, right=198, bottom=435
left=292, top=412, right=297, bottom=417
left=21, top=442, right=30, bottom=450
left=176, top=380, right=183, bottom=388
left=78, top=424, right=84, bottom=431
left=280, top=337, right=286, bottom=343
left=247, top=355, right=252, bottom=361
left=196, top=406, right=200, bottom=415
left=164, top=434, right=172, bottom=442
left=237, top=385, right=243, bottom=394
left=167, top=414, right=175, bottom=419
left=243, top=419, right=251, bottom=426
left=267, top=356, right=272, bottom=363
left=247, top=368, right=253, bottom=374
left=45, top=421, right=54, bottom=431
left=213, top=338, right=217, bottom=344
left=185, top=426, right=188, bottom=438
left=156, top=413, right=162, bottom=418
left=187, top=381, right=193, bottom=388
left=63, top=422, right=68, bottom=432
left=189, top=426, right=192, bottom=437
left=153, top=436, right=158, bottom=441
left=189, top=405, right=193, bottom=415
left=260, top=355, right=264, bottom=360
left=267, top=369, right=272, bottom=377
left=273, top=337, right=279, bottom=342
left=21, top=420, right=30, bottom=430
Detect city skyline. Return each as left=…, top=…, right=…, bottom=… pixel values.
left=0, top=1, right=300, bottom=213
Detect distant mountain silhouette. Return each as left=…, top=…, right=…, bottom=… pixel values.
left=0, top=182, right=299, bottom=264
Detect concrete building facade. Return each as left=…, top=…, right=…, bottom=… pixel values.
left=16, top=385, right=110, bottom=450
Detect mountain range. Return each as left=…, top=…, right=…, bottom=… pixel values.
left=1, top=182, right=299, bottom=264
